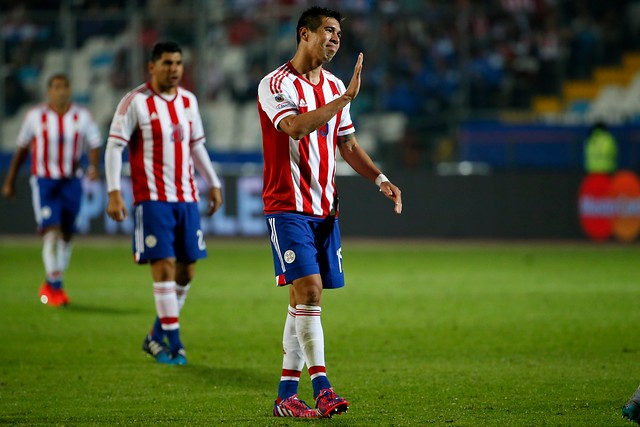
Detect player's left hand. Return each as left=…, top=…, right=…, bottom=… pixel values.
left=380, top=181, right=402, bottom=214
left=1, top=181, right=16, bottom=199
left=207, top=187, right=223, bottom=216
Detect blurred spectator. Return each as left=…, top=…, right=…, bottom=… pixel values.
left=469, top=43, right=506, bottom=109
left=599, top=5, right=624, bottom=65
left=75, top=0, right=126, bottom=46
left=533, top=8, right=562, bottom=95
left=566, top=2, right=601, bottom=79
left=627, top=1, right=640, bottom=50
left=4, top=73, right=29, bottom=116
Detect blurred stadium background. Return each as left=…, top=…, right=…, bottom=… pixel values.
left=2, top=0, right=640, bottom=240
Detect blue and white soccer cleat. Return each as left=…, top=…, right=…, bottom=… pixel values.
left=273, top=395, right=320, bottom=418
left=315, top=388, right=349, bottom=418
left=623, top=386, right=640, bottom=425
left=142, top=334, right=173, bottom=364
left=170, top=348, right=187, bottom=366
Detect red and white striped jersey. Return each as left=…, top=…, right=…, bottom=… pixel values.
left=107, top=83, right=206, bottom=204
left=257, top=62, right=355, bottom=217
left=16, top=103, right=102, bottom=179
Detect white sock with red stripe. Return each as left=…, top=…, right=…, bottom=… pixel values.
left=153, top=281, right=183, bottom=353
left=42, top=230, right=62, bottom=289
left=149, top=283, right=190, bottom=343
left=277, top=306, right=305, bottom=400
left=295, top=304, right=331, bottom=397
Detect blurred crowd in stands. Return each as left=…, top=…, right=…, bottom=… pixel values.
left=2, top=0, right=640, bottom=125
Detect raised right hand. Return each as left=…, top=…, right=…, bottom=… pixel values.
left=344, top=52, right=363, bottom=101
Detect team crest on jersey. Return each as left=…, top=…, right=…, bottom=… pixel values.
left=171, top=124, right=184, bottom=143
left=284, top=249, right=296, bottom=264
left=145, top=235, right=157, bottom=248
left=274, top=93, right=285, bottom=103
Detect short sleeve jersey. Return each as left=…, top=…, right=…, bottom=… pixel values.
left=17, top=103, right=102, bottom=179
left=107, top=83, right=206, bottom=204
left=257, top=62, right=355, bottom=217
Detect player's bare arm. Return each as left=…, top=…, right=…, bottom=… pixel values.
left=106, top=190, right=128, bottom=221
left=1, top=146, right=29, bottom=199
left=338, top=133, right=402, bottom=215
left=278, top=53, right=363, bottom=140
left=87, top=147, right=101, bottom=180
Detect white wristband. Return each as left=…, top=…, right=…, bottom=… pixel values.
left=375, top=173, right=389, bottom=187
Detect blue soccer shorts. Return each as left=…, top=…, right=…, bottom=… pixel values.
left=132, top=201, right=207, bottom=264
left=30, top=176, right=82, bottom=234
left=265, top=213, right=345, bottom=289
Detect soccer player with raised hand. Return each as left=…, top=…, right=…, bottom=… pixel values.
left=257, top=6, right=402, bottom=419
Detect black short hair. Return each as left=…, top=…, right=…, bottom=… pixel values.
left=47, top=73, right=69, bottom=87
left=149, top=41, right=182, bottom=62
left=296, top=6, right=342, bottom=45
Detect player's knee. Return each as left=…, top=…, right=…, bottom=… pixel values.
left=150, top=258, right=176, bottom=282
left=175, top=271, right=194, bottom=286
left=298, top=289, right=322, bottom=306
left=292, top=275, right=323, bottom=305
left=175, top=261, right=195, bottom=285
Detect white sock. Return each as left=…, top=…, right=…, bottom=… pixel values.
left=295, top=304, right=325, bottom=374
left=56, top=238, right=73, bottom=274
left=153, top=281, right=179, bottom=330
left=42, top=230, right=60, bottom=283
left=283, top=305, right=305, bottom=373
left=176, top=283, right=191, bottom=312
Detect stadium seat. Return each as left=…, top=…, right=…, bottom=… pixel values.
left=586, top=84, right=625, bottom=123
left=237, top=103, right=262, bottom=151
left=357, top=113, right=407, bottom=145
left=202, top=99, right=237, bottom=152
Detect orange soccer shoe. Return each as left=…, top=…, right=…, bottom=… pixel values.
left=39, top=283, right=69, bottom=307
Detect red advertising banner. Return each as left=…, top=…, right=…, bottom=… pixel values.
left=578, top=171, right=640, bottom=242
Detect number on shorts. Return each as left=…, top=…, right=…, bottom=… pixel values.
left=197, top=229, right=206, bottom=250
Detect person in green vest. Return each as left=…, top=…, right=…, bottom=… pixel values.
left=584, top=121, right=618, bottom=174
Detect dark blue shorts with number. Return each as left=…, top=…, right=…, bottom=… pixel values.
left=265, top=213, right=344, bottom=289
left=132, top=201, right=206, bottom=264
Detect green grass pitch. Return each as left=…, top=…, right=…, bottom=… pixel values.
left=1, top=237, right=640, bottom=426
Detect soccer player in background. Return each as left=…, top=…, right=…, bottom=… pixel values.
left=2, top=73, right=102, bottom=307
left=257, top=6, right=402, bottom=418
left=105, top=41, right=223, bottom=365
